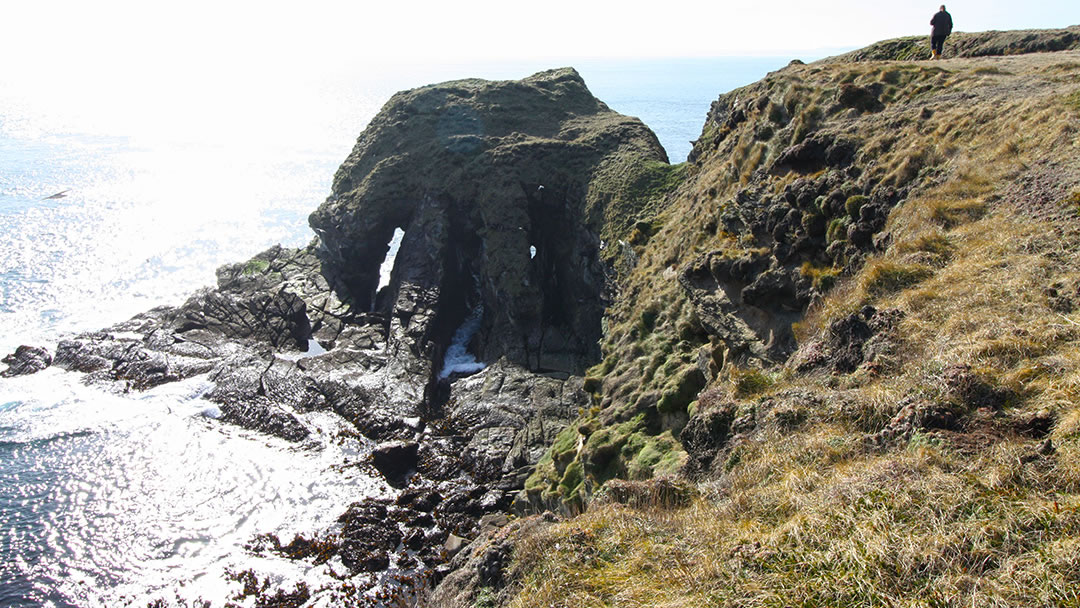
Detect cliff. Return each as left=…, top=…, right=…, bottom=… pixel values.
left=453, top=30, right=1080, bottom=608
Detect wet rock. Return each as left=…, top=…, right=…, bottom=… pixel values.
left=1, top=345, right=52, bottom=377
left=171, top=286, right=311, bottom=351
left=339, top=502, right=403, bottom=574
left=52, top=329, right=217, bottom=389
left=417, top=439, right=471, bottom=481
left=217, top=399, right=310, bottom=442
left=403, top=528, right=428, bottom=551
left=405, top=511, right=436, bottom=528
left=53, top=339, right=112, bottom=373
left=371, top=440, right=420, bottom=487
left=396, top=488, right=443, bottom=513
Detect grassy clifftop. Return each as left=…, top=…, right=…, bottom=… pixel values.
left=462, top=32, right=1080, bottom=608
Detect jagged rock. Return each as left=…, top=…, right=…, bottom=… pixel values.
left=17, top=68, right=686, bottom=598
left=442, top=359, right=588, bottom=482
left=679, top=253, right=803, bottom=364
left=427, top=513, right=558, bottom=608
left=1, top=345, right=52, bottom=377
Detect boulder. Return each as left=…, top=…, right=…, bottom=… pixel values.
left=1, top=345, right=52, bottom=377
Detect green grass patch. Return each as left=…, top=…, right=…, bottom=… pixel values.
left=827, top=216, right=851, bottom=244
left=728, top=366, right=775, bottom=398
left=626, top=161, right=688, bottom=202
left=845, top=194, right=869, bottom=220
left=242, top=258, right=270, bottom=276
left=800, top=261, right=841, bottom=292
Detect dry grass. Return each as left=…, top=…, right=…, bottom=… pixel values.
left=506, top=52, right=1080, bottom=608
left=510, top=430, right=1080, bottom=608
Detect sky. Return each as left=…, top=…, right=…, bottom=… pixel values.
left=3, top=0, right=1078, bottom=80
left=1, top=0, right=1077, bottom=144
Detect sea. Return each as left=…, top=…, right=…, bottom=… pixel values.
left=0, top=55, right=809, bottom=607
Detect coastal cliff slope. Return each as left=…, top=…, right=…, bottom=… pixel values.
left=438, top=33, right=1080, bottom=608
left=5, top=26, right=1080, bottom=608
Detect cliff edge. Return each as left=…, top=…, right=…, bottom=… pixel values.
left=465, top=32, right=1080, bottom=608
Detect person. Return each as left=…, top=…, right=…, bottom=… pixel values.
left=930, top=5, right=953, bottom=59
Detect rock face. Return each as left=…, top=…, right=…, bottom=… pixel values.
left=310, top=67, right=668, bottom=377
left=23, top=68, right=671, bottom=602
left=1, top=345, right=52, bottom=377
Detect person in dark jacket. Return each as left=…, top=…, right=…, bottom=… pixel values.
left=930, top=5, right=953, bottom=59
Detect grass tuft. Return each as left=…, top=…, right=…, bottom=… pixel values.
left=859, top=260, right=934, bottom=297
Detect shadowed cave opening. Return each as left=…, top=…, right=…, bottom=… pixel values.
left=355, top=186, right=607, bottom=409
left=521, top=182, right=605, bottom=374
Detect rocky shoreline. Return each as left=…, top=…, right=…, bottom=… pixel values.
left=3, top=67, right=671, bottom=604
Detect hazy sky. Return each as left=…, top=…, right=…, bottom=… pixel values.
left=5, top=0, right=1078, bottom=80
left=1, top=0, right=1078, bottom=140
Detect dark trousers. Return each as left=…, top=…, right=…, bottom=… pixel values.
left=931, top=35, right=948, bottom=55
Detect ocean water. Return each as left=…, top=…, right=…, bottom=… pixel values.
left=0, top=55, right=798, bottom=606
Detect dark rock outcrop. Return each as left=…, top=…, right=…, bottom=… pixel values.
left=426, top=513, right=558, bottom=608
left=680, top=403, right=738, bottom=479
left=790, top=306, right=904, bottom=373
left=310, top=67, right=667, bottom=377
left=1, top=345, right=52, bottom=377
